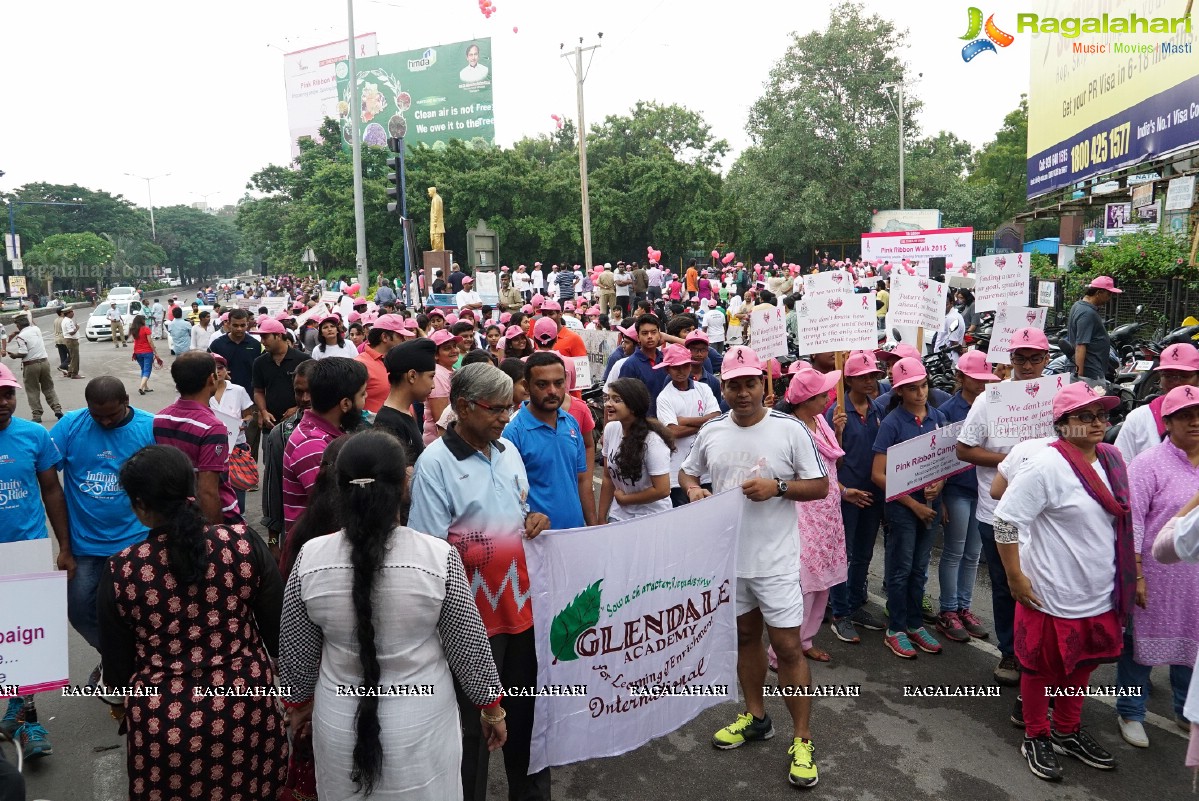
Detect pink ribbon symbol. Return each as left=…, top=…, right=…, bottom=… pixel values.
left=930, top=434, right=937, bottom=448
left=1056, top=377, right=1063, bottom=389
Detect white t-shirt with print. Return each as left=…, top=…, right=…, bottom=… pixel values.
left=957, top=391, right=1012, bottom=526
left=681, top=410, right=826, bottom=578
left=656, top=381, right=718, bottom=487
left=703, top=309, right=727, bottom=344
left=601, top=421, right=673, bottom=521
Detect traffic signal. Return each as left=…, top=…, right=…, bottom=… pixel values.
left=386, top=137, right=403, bottom=215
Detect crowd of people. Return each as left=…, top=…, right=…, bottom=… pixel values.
left=0, top=264, right=1197, bottom=799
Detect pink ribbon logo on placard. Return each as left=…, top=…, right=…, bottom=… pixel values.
left=1056, top=377, right=1063, bottom=389
left=930, top=434, right=937, bottom=448
left=861, top=296, right=869, bottom=308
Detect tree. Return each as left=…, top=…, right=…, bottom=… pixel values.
left=3, top=184, right=150, bottom=249
left=728, top=1, right=915, bottom=253
left=24, top=232, right=115, bottom=267
left=970, top=96, right=1029, bottom=225
left=152, top=206, right=241, bottom=282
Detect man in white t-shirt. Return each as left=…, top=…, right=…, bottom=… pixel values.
left=654, top=344, right=719, bottom=506
left=455, top=276, right=483, bottom=311
left=956, top=326, right=1052, bottom=688
left=703, top=304, right=727, bottom=353
left=679, top=345, right=828, bottom=790
left=515, top=265, right=533, bottom=301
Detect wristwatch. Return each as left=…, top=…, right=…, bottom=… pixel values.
left=775, top=479, right=789, bottom=498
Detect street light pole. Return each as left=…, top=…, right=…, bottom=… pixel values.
left=897, top=81, right=905, bottom=211
left=562, top=38, right=601, bottom=271
left=346, top=0, right=369, bottom=291
left=125, top=172, right=171, bottom=239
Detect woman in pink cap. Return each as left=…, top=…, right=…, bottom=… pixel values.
left=993, top=381, right=1130, bottom=782
left=422, top=330, right=462, bottom=445
left=502, top=324, right=533, bottom=360
left=1115, top=342, right=1199, bottom=463
left=770, top=366, right=848, bottom=664
left=870, top=358, right=948, bottom=659
left=1115, top=383, right=1199, bottom=747
left=313, top=314, right=358, bottom=360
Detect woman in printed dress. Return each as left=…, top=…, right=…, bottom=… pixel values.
left=99, top=444, right=287, bottom=801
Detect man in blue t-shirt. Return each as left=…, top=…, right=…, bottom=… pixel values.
left=50, top=376, right=155, bottom=677
left=0, top=363, right=69, bottom=762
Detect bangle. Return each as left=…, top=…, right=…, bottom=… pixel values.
left=480, top=706, right=506, bottom=724
left=1136, top=575, right=1144, bottom=581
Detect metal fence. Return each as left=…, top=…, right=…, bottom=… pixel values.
left=1033, top=276, right=1198, bottom=335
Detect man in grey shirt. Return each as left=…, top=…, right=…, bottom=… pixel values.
left=1067, top=275, right=1120, bottom=383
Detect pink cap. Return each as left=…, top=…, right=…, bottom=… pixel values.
left=430, top=329, right=463, bottom=348
left=500, top=312, right=512, bottom=324
left=521, top=304, right=534, bottom=314
left=1053, top=381, right=1119, bottom=420
left=0, top=364, right=22, bottom=390
left=770, top=360, right=783, bottom=379
left=251, top=318, right=286, bottom=335
left=875, top=344, right=920, bottom=363
left=1157, top=343, right=1199, bottom=372
left=1088, top=275, right=1123, bottom=294
left=720, top=346, right=765, bottom=380
left=684, top=330, right=710, bottom=346
left=532, top=317, right=559, bottom=343
left=564, top=301, right=575, bottom=311
left=348, top=311, right=362, bottom=323
left=463, top=276, right=474, bottom=285
left=319, top=313, right=341, bottom=327
left=653, top=344, right=694, bottom=370
left=427, top=308, right=446, bottom=319
left=788, top=360, right=811, bottom=374
left=889, top=357, right=927, bottom=389
left=212, top=353, right=229, bottom=367
left=531, top=294, right=544, bottom=309
left=218, top=312, right=230, bottom=324
left=1009, top=327, right=1050, bottom=352
left=956, top=350, right=1001, bottom=382
left=586, top=307, right=601, bottom=316
left=372, top=314, right=408, bottom=334
left=1162, top=385, right=1199, bottom=417
left=504, top=325, right=525, bottom=340
left=784, top=367, right=842, bottom=404
left=618, top=325, right=639, bottom=341
left=274, top=312, right=294, bottom=322
left=541, top=299, right=562, bottom=312
left=445, top=313, right=459, bottom=326
left=402, top=318, right=418, bottom=331
left=292, top=302, right=306, bottom=311
left=844, top=350, right=884, bottom=377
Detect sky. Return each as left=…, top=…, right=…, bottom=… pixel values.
left=0, top=0, right=1032, bottom=211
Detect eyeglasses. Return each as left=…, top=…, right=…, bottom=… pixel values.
left=1069, top=410, right=1110, bottom=423
left=472, top=399, right=515, bottom=417
left=1010, top=353, right=1048, bottom=366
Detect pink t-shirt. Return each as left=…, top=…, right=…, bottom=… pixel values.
left=423, top=364, right=453, bottom=444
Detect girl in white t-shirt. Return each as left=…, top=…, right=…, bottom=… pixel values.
left=598, top=378, right=675, bottom=522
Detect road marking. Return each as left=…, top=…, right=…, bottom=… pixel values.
left=864, top=590, right=1187, bottom=739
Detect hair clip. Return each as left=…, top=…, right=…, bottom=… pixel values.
left=348, top=477, right=376, bottom=486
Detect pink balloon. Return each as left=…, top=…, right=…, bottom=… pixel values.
left=512, top=26, right=518, bottom=33
left=711, top=250, right=720, bottom=260
left=647, top=245, right=654, bottom=253
left=348, top=284, right=361, bottom=295
left=765, top=253, right=774, bottom=262
left=721, top=253, right=735, bottom=265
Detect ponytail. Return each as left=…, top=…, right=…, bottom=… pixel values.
left=166, top=500, right=209, bottom=585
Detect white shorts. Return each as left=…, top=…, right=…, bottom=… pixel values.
left=736, top=574, right=804, bottom=628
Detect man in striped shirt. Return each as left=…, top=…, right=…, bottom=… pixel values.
left=281, top=357, right=368, bottom=534
left=153, top=351, right=240, bottom=523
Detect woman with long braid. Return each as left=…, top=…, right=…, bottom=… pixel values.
left=279, top=430, right=505, bottom=799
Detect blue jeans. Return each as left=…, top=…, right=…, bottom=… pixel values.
left=939, top=487, right=981, bottom=612
left=67, top=554, right=109, bottom=651
left=884, top=499, right=940, bottom=632
left=829, top=496, right=884, bottom=619
left=978, top=520, right=1015, bottom=657
left=135, top=352, right=154, bottom=378
left=1116, top=622, right=1192, bottom=721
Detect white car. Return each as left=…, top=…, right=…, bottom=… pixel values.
left=86, top=300, right=144, bottom=342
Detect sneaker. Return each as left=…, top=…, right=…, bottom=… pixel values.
left=957, top=608, right=990, bottom=639
left=850, top=607, right=885, bottom=631
left=18, top=722, right=53, bottom=760
left=1022, top=736, right=1063, bottom=782
left=921, top=595, right=937, bottom=623
left=1052, top=728, right=1115, bottom=770
left=1, top=697, right=24, bottom=738
left=787, top=738, right=818, bottom=788
left=884, top=630, right=918, bottom=659
left=936, top=611, right=969, bottom=643
left=829, top=617, right=860, bottom=644
left=1117, top=716, right=1148, bottom=748
left=712, top=712, right=775, bottom=749
left=1011, top=695, right=1024, bottom=728
left=994, top=654, right=1021, bottom=686
left=907, top=627, right=943, bottom=654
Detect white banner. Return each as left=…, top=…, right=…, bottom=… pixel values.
left=985, top=375, right=1071, bottom=446
left=1166, top=176, right=1197, bottom=211
left=860, top=227, right=972, bottom=267
left=987, top=306, right=1048, bottom=365
left=796, top=292, right=877, bottom=355
left=888, top=273, right=947, bottom=331
left=571, top=356, right=592, bottom=391
left=524, top=491, right=743, bottom=773
left=884, top=422, right=969, bottom=501
left=749, top=306, right=788, bottom=360
left=801, top=270, right=855, bottom=301
left=0, top=566, right=69, bottom=697
left=580, top=329, right=619, bottom=385
left=475, top=271, right=499, bottom=304
left=259, top=297, right=289, bottom=317
left=1036, top=280, right=1056, bottom=308
left=284, top=34, right=379, bottom=158
left=973, top=253, right=1030, bottom=313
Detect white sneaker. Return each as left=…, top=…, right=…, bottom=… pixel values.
left=1117, top=716, right=1149, bottom=748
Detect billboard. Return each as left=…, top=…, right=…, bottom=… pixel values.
left=334, top=37, right=494, bottom=151
left=870, top=209, right=942, bottom=233
left=284, top=34, right=379, bottom=158
left=860, top=227, right=974, bottom=267
left=1026, top=0, right=1199, bottom=198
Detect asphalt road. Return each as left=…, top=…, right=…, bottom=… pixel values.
left=8, top=313, right=1195, bottom=800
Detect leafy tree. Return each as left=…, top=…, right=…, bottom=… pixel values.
left=3, top=184, right=150, bottom=249
left=970, top=96, right=1030, bottom=225
left=24, top=232, right=115, bottom=267
left=152, top=206, right=241, bottom=283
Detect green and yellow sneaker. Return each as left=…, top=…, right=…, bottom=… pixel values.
left=712, top=711, right=775, bottom=749
left=788, top=738, right=819, bottom=788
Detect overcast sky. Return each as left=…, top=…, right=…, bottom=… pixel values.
left=1, top=0, right=1030, bottom=211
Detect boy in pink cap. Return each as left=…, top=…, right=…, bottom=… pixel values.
left=679, top=345, right=829, bottom=789
left=1068, top=276, right=1121, bottom=382
left=1115, top=342, right=1199, bottom=462
left=653, top=344, right=720, bottom=506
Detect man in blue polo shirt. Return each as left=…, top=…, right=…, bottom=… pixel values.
left=50, top=376, right=155, bottom=688
left=612, top=314, right=667, bottom=415
left=503, top=352, right=597, bottom=529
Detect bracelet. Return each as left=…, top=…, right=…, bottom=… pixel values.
left=1136, top=575, right=1144, bottom=581
left=480, top=706, right=506, bottom=724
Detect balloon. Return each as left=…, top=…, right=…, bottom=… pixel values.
left=348, top=283, right=361, bottom=295
left=765, top=253, right=774, bottom=262
left=512, top=26, right=518, bottom=33
left=721, top=253, right=735, bottom=265
left=710, top=250, right=720, bottom=260
left=647, top=245, right=654, bottom=253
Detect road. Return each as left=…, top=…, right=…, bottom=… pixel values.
left=8, top=311, right=1195, bottom=800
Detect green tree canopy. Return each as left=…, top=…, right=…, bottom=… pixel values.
left=24, top=232, right=115, bottom=267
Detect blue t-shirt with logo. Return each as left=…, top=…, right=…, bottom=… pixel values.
left=50, top=408, right=155, bottom=556
left=0, top=418, right=63, bottom=543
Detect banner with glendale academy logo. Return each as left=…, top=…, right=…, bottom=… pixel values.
left=523, top=491, right=743, bottom=773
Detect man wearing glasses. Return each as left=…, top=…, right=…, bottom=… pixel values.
left=956, top=328, right=1051, bottom=693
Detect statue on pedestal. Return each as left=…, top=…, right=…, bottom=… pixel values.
left=428, top=187, right=445, bottom=251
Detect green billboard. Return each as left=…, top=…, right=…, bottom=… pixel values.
left=334, top=37, right=495, bottom=151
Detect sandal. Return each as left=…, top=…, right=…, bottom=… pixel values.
left=804, top=647, right=831, bottom=663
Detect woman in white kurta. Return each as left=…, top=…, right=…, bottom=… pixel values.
left=279, top=431, right=505, bottom=800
